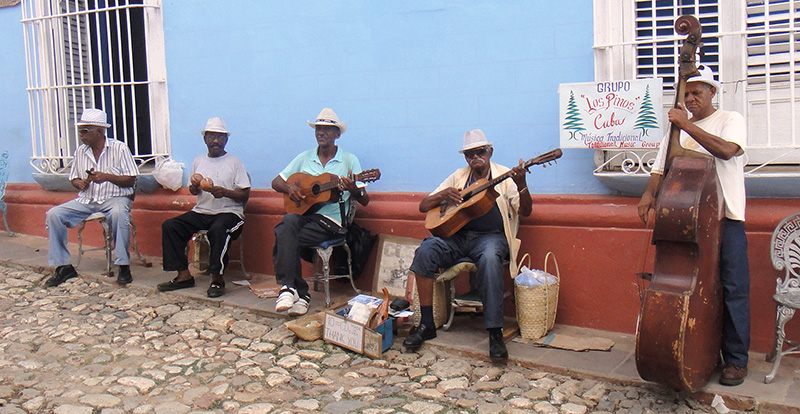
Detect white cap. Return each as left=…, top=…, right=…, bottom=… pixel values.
left=459, top=129, right=493, bottom=153
left=686, top=65, right=719, bottom=90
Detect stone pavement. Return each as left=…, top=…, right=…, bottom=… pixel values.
left=0, top=231, right=798, bottom=413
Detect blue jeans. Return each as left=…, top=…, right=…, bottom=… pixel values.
left=410, top=231, right=509, bottom=330
left=46, top=197, right=132, bottom=266
left=720, top=219, right=750, bottom=367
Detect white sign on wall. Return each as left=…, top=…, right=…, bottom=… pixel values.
left=558, top=79, right=664, bottom=149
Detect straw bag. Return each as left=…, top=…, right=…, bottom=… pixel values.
left=284, top=312, right=325, bottom=341
left=513, top=252, right=559, bottom=340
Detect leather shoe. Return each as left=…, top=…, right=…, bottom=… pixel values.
left=207, top=281, right=225, bottom=298
left=157, top=276, right=195, bottom=292
left=489, top=330, right=508, bottom=361
left=44, top=265, right=78, bottom=287
left=720, top=363, right=747, bottom=386
left=403, top=323, right=436, bottom=352
left=116, top=265, right=132, bottom=285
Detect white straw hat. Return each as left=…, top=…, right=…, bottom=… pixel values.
left=201, top=117, right=230, bottom=137
left=686, top=65, right=719, bottom=90
left=76, top=108, right=111, bottom=128
left=307, top=108, right=347, bottom=134
left=459, top=129, right=493, bottom=153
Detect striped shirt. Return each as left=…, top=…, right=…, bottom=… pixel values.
left=69, top=138, right=138, bottom=204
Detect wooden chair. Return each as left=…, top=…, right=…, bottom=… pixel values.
left=309, top=197, right=360, bottom=308
left=186, top=228, right=250, bottom=279
left=765, top=212, right=800, bottom=384
left=0, top=151, right=13, bottom=236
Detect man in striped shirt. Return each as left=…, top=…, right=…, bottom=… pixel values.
left=44, top=108, right=139, bottom=287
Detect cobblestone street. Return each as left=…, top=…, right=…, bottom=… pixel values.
left=0, top=263, right=745, bottom=414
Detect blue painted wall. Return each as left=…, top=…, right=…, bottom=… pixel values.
left=162, top=1, right=600, bottom=193
left=0, top=5, right=33, bottom=184
left=3, top=1, right=602, bottom=194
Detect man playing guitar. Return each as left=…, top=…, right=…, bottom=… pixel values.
left=271, top=108, right=370, bottom=316
left=404, top=129, right=532, bottom=360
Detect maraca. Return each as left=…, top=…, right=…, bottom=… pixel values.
left=200, top=177, right=214, bottom=191
left=190, top=173, right=204, bottom=186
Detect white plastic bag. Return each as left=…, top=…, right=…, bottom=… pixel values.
left=152, top=157, right=184, bottom=191
left=515, top=265, right=557, bottom=287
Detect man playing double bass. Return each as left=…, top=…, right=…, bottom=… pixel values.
left=403, top=129, right=532, bottom=361
left=638, top=66, right=750, bottom=386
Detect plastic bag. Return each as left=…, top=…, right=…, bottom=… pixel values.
left=152, top=157, right=185, bottom=191
left=515, top=265, right=557, bottom=287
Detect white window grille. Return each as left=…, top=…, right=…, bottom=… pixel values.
left=21, top=0, right=170, bottom=175
left=593, top=0, right=800, bottom=196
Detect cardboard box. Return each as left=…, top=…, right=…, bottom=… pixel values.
left=323, top=308, right=393, bottom=359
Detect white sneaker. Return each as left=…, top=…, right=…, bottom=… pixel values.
left=288, top=296, right=310, bottom=316
left=275, top=286, right=298, bottom=312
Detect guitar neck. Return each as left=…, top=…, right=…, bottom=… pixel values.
left=464, top=158, right=536, bottom=198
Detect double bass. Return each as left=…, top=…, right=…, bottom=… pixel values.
left=634, top=15, right=724, bottom=393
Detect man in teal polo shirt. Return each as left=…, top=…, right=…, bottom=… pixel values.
left=271, top=108, right=370, bottom=316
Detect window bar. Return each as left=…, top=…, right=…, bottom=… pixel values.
left=43, top=0, right=59, bottom=163
left=22, top=0, right=38, bottom=169
left=764, top=1, right=773, bottom=148
left=78, top=0, right=91, bottom=122
left=124, top=1, right=140, bottom=157
left=93, top=0, right=108, bottom=137
left=113, top=0, right=132, bottom=154
left=65, top=0, right=78, bottom=154
left=790, top=0, right=797, bottom=147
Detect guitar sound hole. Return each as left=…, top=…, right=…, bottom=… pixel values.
left=311, top=184, right=321, bottom=196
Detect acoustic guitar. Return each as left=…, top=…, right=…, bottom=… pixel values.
left=283, top=169, right=381, bottom=215
left=425, top=149, right=562, bottom=238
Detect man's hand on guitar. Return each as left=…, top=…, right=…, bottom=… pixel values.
left=510, top=158, right=530, bottom=188
left=439, top=187, right=463, bottom=206
left=338, top=175, right=360, bottom=194
left=286, top=182, right=306, bottom=202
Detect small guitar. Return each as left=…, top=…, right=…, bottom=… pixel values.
left=284, top=169, right=381, bottom=215
left=425, top=149, right=562, bottom=238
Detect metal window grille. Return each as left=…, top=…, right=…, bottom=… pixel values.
left=744, top=0, right=799, bottom=153
left=593, top=0, right=800, bottom=196
left=21, top=0, right=170, bottom=174
left=634, top=0, right=721, bottom=89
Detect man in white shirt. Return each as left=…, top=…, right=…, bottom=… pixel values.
left=638, top=66, right=750, bottom=386
left=45, top=108, right=138, bottom=287
left=158, top=117, right=251, bottom=298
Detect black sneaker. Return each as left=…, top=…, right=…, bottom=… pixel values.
left=157, top=276, right=195, bottom=292
left=207, top=281, right=225, bottom=298
left=116, top=265, right=132, bottom=285
left=44, top=265, right=78, bottom=287
left=403, top=323, right=437, bottom=352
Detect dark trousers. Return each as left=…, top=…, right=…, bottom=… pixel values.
left=272, top=214, right=341, bottom=297
left=162, top=211, right=244, bottom=275
left=409, top=231, right=509, bottom=330
left=720, top=218, right=751, bottom=367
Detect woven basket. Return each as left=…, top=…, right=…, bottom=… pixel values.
left=514, top=252, right=559, bottom=340
left=284, top=312, right=325, bottom=341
